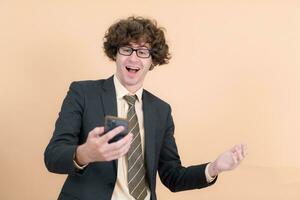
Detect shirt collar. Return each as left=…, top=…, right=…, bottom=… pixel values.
left=113, top=75, right=143, bottom=102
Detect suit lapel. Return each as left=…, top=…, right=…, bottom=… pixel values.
left=142, top=90, right=157, bottom=190
left=100, top=75, right=118, bottom=173
left=101, top=75, right=118, bottom=117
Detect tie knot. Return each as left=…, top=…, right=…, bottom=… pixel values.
left=124, top=95, right=137, bottom=106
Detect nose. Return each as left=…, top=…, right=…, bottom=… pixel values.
left=128, top=50, right=139, bottom=62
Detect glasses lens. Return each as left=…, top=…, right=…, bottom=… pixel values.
left=137, top=49, right=150, bottom=58
left=119, top=47, right=132, bottom=56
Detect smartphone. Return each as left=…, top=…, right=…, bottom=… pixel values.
left=104, top=115, right=129, bottom=143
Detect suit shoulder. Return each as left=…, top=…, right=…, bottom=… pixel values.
left=68, top=79, right=107, bottom=93
left=70, top=79, right=105, bottom=88
left=143, top=89, right=171, bottom=109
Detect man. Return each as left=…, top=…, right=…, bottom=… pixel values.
left=44, top=16, right=247, bottom=200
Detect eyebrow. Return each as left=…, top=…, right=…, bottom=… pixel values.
left=127, top=43, right=151, bottom=49
left=124, top=46, right=150, bottom=50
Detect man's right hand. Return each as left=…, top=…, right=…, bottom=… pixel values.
left=75, top=126, right=133, bottom=166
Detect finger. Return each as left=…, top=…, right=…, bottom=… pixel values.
left=104, top=137, right=132, bottom=161
left=235, top=146, right=244, bottom=162
left=89, top=127, right=105, bottom=138
left=112, top=138, right=132, bottom=159
left=101, top=126, right=125, bottom=144
left=109, top=133, right=133, bottom=150
left=118, top=137, right=132, bottom=155
left=242, top=144, right=248, bottom=157
left=230, top=144, right=239, bottom=153
left=106, top=133, right=133, bottom=155
left=98, top=132, right=132, bottom=158
left=232, top=151, right=238, bottom=164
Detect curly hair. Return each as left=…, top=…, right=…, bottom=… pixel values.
left=103, top=16, right=171, bottom=70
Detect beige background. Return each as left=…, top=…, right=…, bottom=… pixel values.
left=1, top=0, right=300, bottom=199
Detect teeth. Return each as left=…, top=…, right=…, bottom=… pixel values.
left=126, top=66, right=139, bottom=70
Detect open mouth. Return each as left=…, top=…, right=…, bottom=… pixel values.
left=125, top=66, right=140, bottom=73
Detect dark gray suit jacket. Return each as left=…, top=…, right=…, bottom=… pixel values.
left=44, top=76, right=216, bottom=200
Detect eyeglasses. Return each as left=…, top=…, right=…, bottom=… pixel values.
left=118, top=46, right=152, bottom=58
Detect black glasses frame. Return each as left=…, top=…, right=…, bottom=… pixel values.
left=118, top=46, right=152, bottom=58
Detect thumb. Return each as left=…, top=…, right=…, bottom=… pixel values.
left=88, top=127, right=105, bottom=138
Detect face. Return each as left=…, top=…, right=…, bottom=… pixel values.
left=115, top=42, right=153, bottom=93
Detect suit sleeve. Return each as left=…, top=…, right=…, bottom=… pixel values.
left=158, top=105, right=217, bottom=192
left=44, top=82, right=84, bottom=175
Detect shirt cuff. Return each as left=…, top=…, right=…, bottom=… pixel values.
left=73, top=151, right=88, bottom=170
left=205, top=163, right=216, bottom=183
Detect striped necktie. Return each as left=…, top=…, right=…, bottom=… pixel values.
left=124, top=95, right=147, bottom=200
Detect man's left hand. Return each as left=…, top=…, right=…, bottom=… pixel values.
left=208, top=144, right=247, bottom=177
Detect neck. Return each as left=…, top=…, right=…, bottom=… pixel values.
left=125, top=84, right=142, bottom=94
left=115, top=74, right=143, bottom=94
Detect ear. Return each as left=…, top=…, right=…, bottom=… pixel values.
left=112, top=49, right=118, bottom=61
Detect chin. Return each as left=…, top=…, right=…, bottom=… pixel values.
left=125, top=80, right=139, bottom=86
